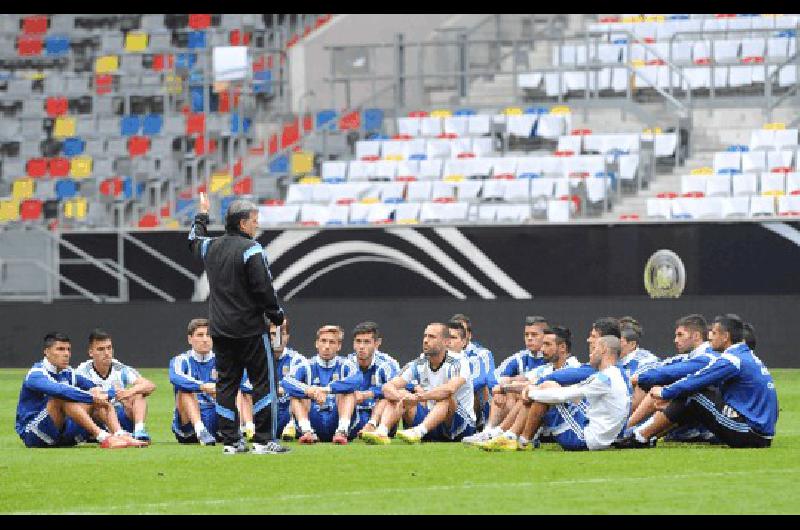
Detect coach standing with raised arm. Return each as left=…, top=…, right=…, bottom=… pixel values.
left=189, top=192, right=289, bottom=455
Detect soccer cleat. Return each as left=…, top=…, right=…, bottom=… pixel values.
left=118, top=433, right=149, bottom=448
left=613, top=434, right=657, bottom=449
left=358, top=423, right=376, bottom=439
left=243, top=425, right=255, bottom=442
left=396, top=428, right=422, bottom=444
left=480, top=436, right=519, bottom=452
left=281, top=422, right=296, bottom=441
left=252, top=441, right=291, bottom=454
left=298, top=430, right=319, bottom=444
left=132, top=429, right=151, bottom=445
left=99, top=435, right=129, bottom=449
left=361, top=431, right=391, bottom=445
left=197, top=428, right=217, bottom=446
left=223, top=439, right=249, bottom=455
left=462, top=431, right=492, bottom=446
left=332, top=430, right=349, bottom=445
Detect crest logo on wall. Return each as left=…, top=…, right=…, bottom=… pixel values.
left=644, top=249, right=686, bottom=298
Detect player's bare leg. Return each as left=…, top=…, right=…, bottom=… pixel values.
left=176, top=390, right=203, bottom=426
left=627, top=392, right=658, bottom=428
left=237, top=391, right=254, bottom=440
left=333, top=393, right=356, bottom=444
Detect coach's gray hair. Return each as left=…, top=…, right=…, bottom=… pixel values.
left=224, top=199, right=259, bottom=232
left=599, top=335, right=621, bottom=357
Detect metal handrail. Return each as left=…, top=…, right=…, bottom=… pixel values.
left=0, top=258, right=100, bottom=303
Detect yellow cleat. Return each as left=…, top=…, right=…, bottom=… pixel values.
left=361, top=431, right=391, bottom=445
left=480, top=436, right=519, bottom=452
left=244, top=425, right=255, bottom=442
left=396, top=428, right=422, bottom=444
left=281, top=422, right=296, bottom=441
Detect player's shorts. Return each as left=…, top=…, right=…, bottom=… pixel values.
left=548, top=401, right=589, bottom=451
left=309, top=403, right=339, bottom=442
left=20, top=409, right=88, bottom=448
left=664, top=422, right=718, bottom=443
left=172, top=406, right=218, bottom=443
left=276, top=406, right=292, bottom=436
left=408, top=403, right=476, bottom=442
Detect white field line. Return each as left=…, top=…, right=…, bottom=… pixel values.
left=6, top=467, right=800, bottom=515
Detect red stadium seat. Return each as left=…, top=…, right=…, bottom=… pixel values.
left=46, top=97, right=69, bottom=117
left=335, top=198, right=355, bottom=205
left=128, top=136, right=150, bottom=157
left=100, top=177, right=123, bottom=197
left=682, top=191, right=705, bottom=198
left=433, top=197, right=455, bottom=204
left=268, top=134, right=278, bottom=155
left=187, top=113, right=205, bottom=135
left=393, top=134, right=413, bottom=140
left=493, top=173, right=515, bottom=180
left=554, top=150, right=575, bottom=157
left=229, top=30, right=251, bottom=46
left=138, top=214, right=159, bottom=228
left=233, top=177, right=252, bottom=195
left=281, top=121, right=300, bottom=148
left=189, top=14, right=211, bottom=29
left=193, top=136, right=217, bottom=156
left=619, top=214, right=640, bottom=221
left=569, top=172, right=590, bottom=178
left=303, top=114, right=314, bottom=132
left=338, top=111, right=361, bottom=131
left=408, top=111, right=428, bottom=118
left=437, top=133, right=458, bottom=139
left=26, top=158, right=47, bottom=178
left=456, top=152, right=475, bottom=159
left=152, top=54, right=174, bottom=71
left=570, top=128, right=592, bottom=136
left=17, top=36, right=43, bottom=56
left=299, top=220, right=319, bottom=226
left=22, top=15, right=48, bottom=34
left=771, top=166, right=792, bottom=173
left=360, top=155, right=380, bottom=162
left=20, top=199, right=43, bottom=220
left=742, top=56, right=764, bottom=64
left=262, top=199, right=284, bottom=206
left=395, top=176, right=417, bottom=182
left=657, top=192, right=678, bottom=199
left=233, top=159, right=243, bottom=178
left=48, top=157, right=70, bottom=178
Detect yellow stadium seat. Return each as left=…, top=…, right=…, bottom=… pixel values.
left=298, top=176, right=322, bottom=184
left=396, top=218, right=419, bottom=225
left=70, top=156, right=93, bottom=178
left=503, top=106, right=523, bottom=115
left=125, top=31, right=148, bottom=52
left=64, top=197, right=87, bottom=219
left=384, top=154, right=404, bottom=161
left=166, top=74, right=183, bottom=95
left=443, top=174, right=464, bottom=182
left=0, top=199, right=20, bottom=222
left=764, top=122, right=786, bottom=130
left=12, top=178, right=35, bottom=200
left=54, top=116, right=76, bottom=138
left=291, top=151, right=314, bottom=176
left=622, top=15, right=645, bottom=23
left=690, top=167, right=714, bottom=175
left=430, top=109, right=452, bottom=118
left=630, top=59, right=646, bottom=68
left=210, top=173, right=233, bottom=195
left=161, top=217, right=180, bottom=229
left=762, top=190, right=785, bottom=197
left=550, top=105, right=571, bottom=115
left=645, top=15, right=665, bottom=22
left=95, top=55, right=119, bottom=73
left=28, top=72, right=45, bottom=80
left=643, top=127, right=663, bottom=135
left=360, top=197, right=380, bottom=204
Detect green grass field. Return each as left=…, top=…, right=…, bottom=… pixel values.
left=1, top=368, right=798, bottom=514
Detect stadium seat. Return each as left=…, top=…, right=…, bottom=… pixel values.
left=46, top=97, right=69, bottom=117
left=17, top=36, right=43, bottom=56
left=142, top=114, right=163, bottom=136
left=125, top=31, right=148, bottom=52
left=48, top=157, right=70, bottom=178
left=23, top=15, right=49, bottom=34
left=138, top=213, right=159, bottom=228
left=26, top=158, right=47, bottom=178
left=12, top=178, right=35, bottom=201
left=121, top=115, right=141, bottom=136
left=61, top=138, right=84, bottom=157
left=188, top=31, right=207, bottom=49
left=95, top=55, right=119, bottom=73
left=128, top=136, right=150, bottom=157
left=0, top=199, right=20, bottom=222
left=64, top=197, right=88, bottom=219
left=19, top=199, right=43, bottom=221
left=70, top=156, right=93, bottom=178
left=55, top=178, right=77, bottom=200
left=53, top=117, right=76, bottom=139
left=363, top=108, right=384, bottom=132
left=186, top=113, right=205, bottom=135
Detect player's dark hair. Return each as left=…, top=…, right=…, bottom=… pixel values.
left=88, top=328, right=112, bottom=345
left=743, top=322, right=756, bottom=351
left=450, top=313, right=472, bottom=332
left=675, top=314, right=707, bottom=336
left=429, top=322, right=450, bottom=339
left=544, top=325, right=571, bottom=352
left=713, top=314, right=744, bottom=345
left=524, top=315, right=548, bottom=327
left=620, top=324, right=641, bottom=345
left=447, top=320, right=467, bottom=340
left=592, top=317, right=620, bottom=338
left=353, top=321, right=381, bottom=340
left=43, top=332, right=70, bottom=349
left=619, top=316, right=642, bottom=336
left=187, top=318, right=210, bottom=336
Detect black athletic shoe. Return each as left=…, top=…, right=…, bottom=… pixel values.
left=613, top=434, right=657, bottom=449
left=223, top=439, right=249, bottom=454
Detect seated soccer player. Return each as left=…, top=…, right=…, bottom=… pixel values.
left=623, top=314, right=717, bottom=443
left=476, top=326, right=582, bottom=450
left=303, top=321, right=399, bottom=443
left=16, top=332, right=145, bottom=449
left=363, top=322, right=475, bottom=444
left=617, top=319, right=660, bottom=411
left=490, top=335, right=629, bottom=452
left=451, top=313, right=495, bottom=427
left=281, top=325, right=355, bottom=444
left=75, top=328, right=156, bottom=443
left=463, top=316, right=549, bottom=444
left=169, top=318, right=219, bottom=446
left=619, top=314, right=778, bottom=449
left=238, top=318, right=308, bottom=441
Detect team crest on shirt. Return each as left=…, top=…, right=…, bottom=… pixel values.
left=211, top=368, right=218, bottom=381
left=282, top=365, right=290, bottom=376
left=332, top=374, right=339, bottom=382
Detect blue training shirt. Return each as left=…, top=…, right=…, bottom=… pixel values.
left=168, top=350, right=217, bottom=409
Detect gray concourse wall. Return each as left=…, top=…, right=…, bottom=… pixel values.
left=1, top=295, right=797, bottom=369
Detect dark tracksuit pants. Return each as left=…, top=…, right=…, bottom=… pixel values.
left=213, top=334, right=277, bottom=445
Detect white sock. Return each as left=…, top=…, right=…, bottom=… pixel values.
left=503, top=430, right=517, bottom=441
left=194, top=421, right=206, bottom=435
left=414, top=425, right=428, bottom=437
left=376, top=425, right=388, bottom=436
left=490, top=426, right=504, bottom=438
left=519, top=435, right=529, bottom=446
left=298, top=419, right=312, bottom=433
left=634, top=427, right=649, bottom=444
left=96, top=431, right=110, bottom=442
left=337, top=417, right=351, bottom=433
left=367, top=418, right=378, bottom=427
left=134, top=422, right=145, bottom=432
left=245, top=421, right=255, bottom=431
left=114, top=429, right=127, bottom=437
left=485, top=420, right=496, bottom=430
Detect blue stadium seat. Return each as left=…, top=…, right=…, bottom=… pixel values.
left=409, top=154, right=427, bottom=161
left=518, top=172, right=542, bottom=179
left=142, top=114, right=163, bottom=136
left=190, top=86, right=204, bottom=112
left=176, top=53, right=197, bottom=70
left=253, top=70, right=273, bottom=95
left=454, top=108, right=476, bottom=116
left=120, top=115, right=141, bottom=136
left=44, top=36, right=70, bottom=56
left=55, top=178, right=77, bottom=200
left=122, top=177, right=145, bottom=200
left=269, top=155, right=289, bottom=174
left=363, top=108, right=384, bottom=133
left=230, top=113, right=252, bottom=134
left=62, top=137, right=85, bottom=157
left=315, top=109, right=337, bottom=130
left=366, top=133, right=389, bottom=140
left=612, top=38, right=628, bottom=45
left=668, top=14, right=690, bottom=20
left=717, top=168, right=742, bottom=175
left=525, top=106, right=549, bottom=115
left=187, top=31, right=207, bottom=49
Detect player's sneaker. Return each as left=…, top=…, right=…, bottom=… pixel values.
left=462, top=430, right=492, bottom=446
left=99, top=435, right=129, bottom=449
left=332, top=430, right=349, bottom=445
left=298, top=430, right=319, bottom=444
left=396, top=428, right=422, bottom=444
left=480, top=435, right=519, bottom=452
left=243, top=425, right=255, bottom=442
left=223, top=439, right=249, bottom=455
left=358, top=423, right=376, bottom=439
left=280, top=422, right=296, bottom=441
left=613, top=433, right=657, bottom=449
left=197, top=428, right=217, bottom=446
left=361, top=431, right=391, bottom=445
left=252, top=441, right=291, bottom=454
left=132, top=428, right=151, bottom=445
left=118, top=433, right=149, bottom=448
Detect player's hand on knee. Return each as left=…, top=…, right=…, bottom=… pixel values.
left=90, top=387, right=109, bottom=404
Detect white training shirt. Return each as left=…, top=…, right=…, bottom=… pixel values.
left=401, top=354, right=476, bottom=423
left=527, top=364, right=630, bottom=450
left=524, top=355, right=582, bottom=383
left=75, top=359, right=141, bottom=402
